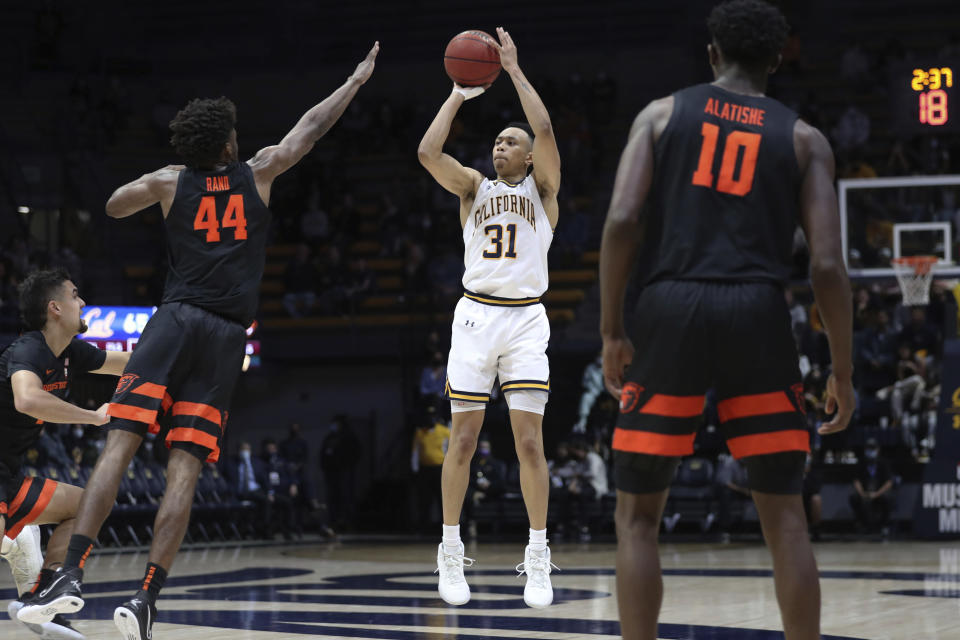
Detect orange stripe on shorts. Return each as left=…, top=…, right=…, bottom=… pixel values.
left=612, top=428, right=696, bottom=457
left=726, top=429, right=810, bottom=459
left=108, top=403, right=158, bottom=425
left=7, top=480, right=57, bottom=539
left=131, top=382, right=167, bottom=399
left=8, top=478, right=34, bottom=515
left=171, top=402, right=221, bottom=427
left=718, top=391, right=796, bottom=422
left=639, top=394, right=705, bottom=418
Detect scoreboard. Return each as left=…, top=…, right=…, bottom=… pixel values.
left=894, top=61, right=959, bottom=132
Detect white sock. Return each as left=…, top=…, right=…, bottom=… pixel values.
left=442, top=524, right=461, bottom=553
left=529, top=528, right=547, bottom=551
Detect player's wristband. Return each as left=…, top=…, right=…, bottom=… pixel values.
left=453, top=84, right=486, bottom=101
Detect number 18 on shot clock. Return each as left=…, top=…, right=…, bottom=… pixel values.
left=893, top=60, right=959, bottom=131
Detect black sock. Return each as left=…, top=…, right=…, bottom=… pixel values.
left=63, top=535, right=95, bottom=572
left=139, top=562, right=167, bottom=605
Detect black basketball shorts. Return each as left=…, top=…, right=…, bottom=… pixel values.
left=2, top=475, right=58, bottom=539
left=613, top=280, right=809, bottom=494
left=106, top=302, right=246, bottom=463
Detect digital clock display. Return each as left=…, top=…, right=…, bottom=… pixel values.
left=892, top=61, right=959, bottom=132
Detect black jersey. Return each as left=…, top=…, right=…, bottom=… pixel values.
left=640, top=83, right=801, bottom=286
left=0, top=332, right=105, bottom=497
left=161, top=162, right=271, bottom=326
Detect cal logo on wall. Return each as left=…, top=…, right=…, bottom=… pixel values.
left=915, top=339, right=960, bottom=537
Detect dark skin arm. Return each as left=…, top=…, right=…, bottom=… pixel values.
left=599, top=97, right=673, bottom=397
left=795, top=120, right=855, bottom=434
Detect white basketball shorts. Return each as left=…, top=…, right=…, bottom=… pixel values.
left=445, top=295, right=550, bottom=404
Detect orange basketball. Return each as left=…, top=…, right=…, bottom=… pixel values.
left=444, top=30, right=501, bottom=87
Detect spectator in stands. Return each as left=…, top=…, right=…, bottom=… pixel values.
left=320, top=415, right=361, bottom=532
left=574, top=353, right=604, bottom=434
left=281, top=421, right=322, bottom=513
left=411, top=406, right=449, bottom=533
left=344, top=257, right=374, bottom=315
left=283, top=243, right=318, bottom=317
left=300, top=187, right=330, bottom=243
left=877, top=344, right=927, bottom=428
left=224, top=440, right=272, bottom=538
left=715, top=454, right=750, bottom=542
left=898, top=307, right=940, bottom=357
left=260, top=438, right=301, bottom=538
left=316, top=245, right=347, bottom=315
left=465, top=436, right=507, bottom=536
left=553, top=438, right=606, bottom=541
left=849, top=438, right=895, bottom=536
left=419, top=351, right=446, bottom=406
left=801, top=454, right=823, bottom=541
left=831, top=105, right=870, bottom=153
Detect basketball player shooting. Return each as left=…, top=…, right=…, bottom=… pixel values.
left=20, top=42, right=379, bottom=640
left=417, top=27, right=561, bottom=608
left=599, top=1, right=854, bottom=639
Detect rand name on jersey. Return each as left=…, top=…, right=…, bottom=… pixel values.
left=639, top=83, right=802, bottom=286
left=462, top=177, right=553, bottom=300
left=161, top=161, right=272, bottom=327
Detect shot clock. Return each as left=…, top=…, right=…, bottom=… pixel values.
left=893, top=60, right=959, bottom=132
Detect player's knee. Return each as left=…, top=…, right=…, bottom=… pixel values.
left=614, top=500, right=659, bottom=539
left=449, top=431, right=479, bottom=464
left=514, top=435, right=543, bottom=464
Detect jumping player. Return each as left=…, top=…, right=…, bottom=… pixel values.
left=20, top=43, right=379, bottom=639
left=418, top=27, right=561, bottom=608
left=599, top=2, right=853, bottom=639
left=1, top=269, right=129, bottom=640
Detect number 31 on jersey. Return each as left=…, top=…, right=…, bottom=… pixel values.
left=194, top=195, right=248, bottom=242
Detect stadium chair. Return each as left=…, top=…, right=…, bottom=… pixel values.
left=666, top=457, right=717, bottom=532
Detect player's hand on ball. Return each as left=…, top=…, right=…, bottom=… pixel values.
left=602, top=333, right=635, bottom=399
left=818, top=374, right=854, bottom=435
left=453, top=83, right=487, bottom=100
left=351, top=41, right=380, bottom=85
left=92, top=403, right=111, bottom=426
left=494, top=27, right=518, bottom=73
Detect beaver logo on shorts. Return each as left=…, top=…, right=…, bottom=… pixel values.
left=620, top=382, right=644, bottom=414
left=790, top=382, right=806, bottom=415
left=115, top=373, right=140, bottom=395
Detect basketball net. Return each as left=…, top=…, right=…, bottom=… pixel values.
left=892, top=256, right=938, bottom=306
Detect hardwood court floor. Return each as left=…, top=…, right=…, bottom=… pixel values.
left=1, top=539, right=956, bottom=639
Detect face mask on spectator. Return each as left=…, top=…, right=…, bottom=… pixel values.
left=240, top=449, right=251, bottom=461
left=72, top=427, right=84, bottom=439
left=479, top=445, right=491, bottom=457
left=865, top=448, right=878, bottom=460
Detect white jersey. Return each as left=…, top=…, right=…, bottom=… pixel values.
left=462, top=176, right=553, bottom=300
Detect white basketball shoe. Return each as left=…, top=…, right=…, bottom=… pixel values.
left=436, top=542, right=473, bottom=605
left=518, top=544, right=556, bottom=608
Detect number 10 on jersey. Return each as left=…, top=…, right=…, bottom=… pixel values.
left=691, top=122, right=761, bottom=196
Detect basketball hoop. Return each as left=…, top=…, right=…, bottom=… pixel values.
left=892, top=256, right=939, bottom=306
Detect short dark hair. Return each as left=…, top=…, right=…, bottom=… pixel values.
left=18, top=268, right=71, bottom=331
left=707, top=0, right=789, bottom=72
left=506, top=121, right=535, bottom=148
left=169, top=97, right=237, bottom=168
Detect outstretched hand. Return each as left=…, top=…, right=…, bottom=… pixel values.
left=494, top=27, right=519, bottom=73
left=351, top=41, right=380, bottom=85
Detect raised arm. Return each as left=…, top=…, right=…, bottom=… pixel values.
left=599, top=98, right=671, bottom=397
left=495, top=28, right=561, bottom=215
left=417, top=87, right=485, bottom=200
left=105, top=165, right=183, bottom=218
left=11, top=371, right=109, bottom=425
left=249, top=42, right=379, bottom=191
left=795, top=120, right=854, bottom=435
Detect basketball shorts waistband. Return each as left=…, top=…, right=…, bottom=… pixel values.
left=463, top=290, right=542, bottom=307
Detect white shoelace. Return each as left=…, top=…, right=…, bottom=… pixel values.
left=436, top=550, right=475, bottom=585
left=516, top=553, right=559, bottom=589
